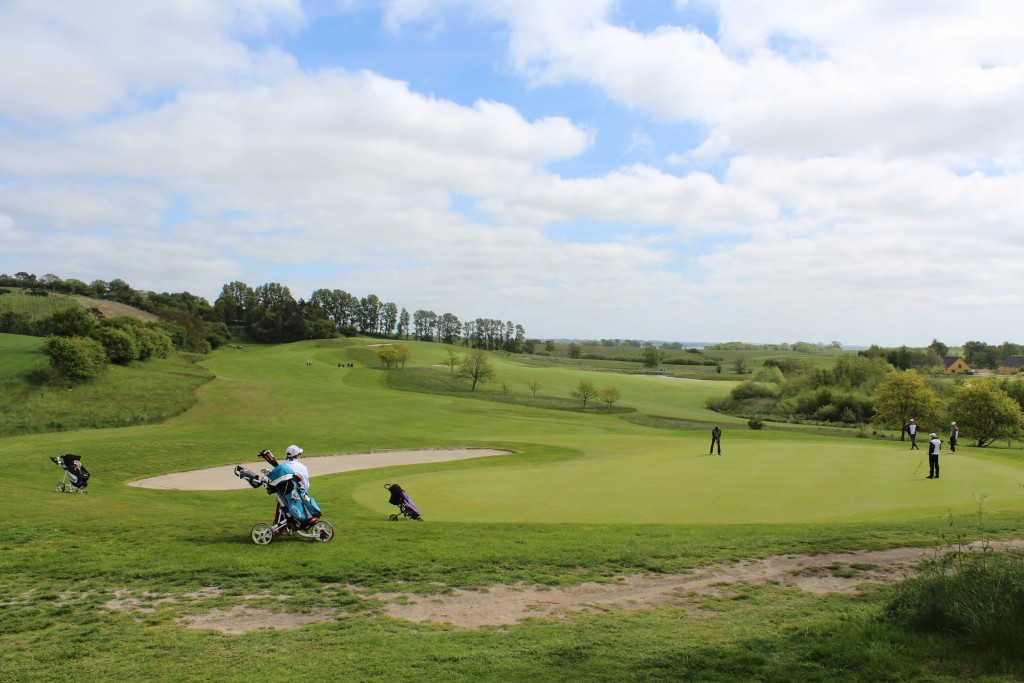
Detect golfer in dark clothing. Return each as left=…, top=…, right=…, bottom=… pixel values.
left=927, top=433, right=941, bottom=479
left=710, top=426, right=722, bottom=455
left=907, top=418, right=919, bottom=450
left=949, top=421, right=958, bottom=453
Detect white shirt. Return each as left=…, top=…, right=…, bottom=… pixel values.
left=287, top=458, right=310, bottom=490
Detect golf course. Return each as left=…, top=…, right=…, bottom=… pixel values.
left=4, top=333, right=1024, bottom=681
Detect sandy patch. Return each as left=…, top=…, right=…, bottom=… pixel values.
left=108, top=540, right=1024, bottom=633
left=179, top=606, right=337, bottom=634
left=128, top=448, right=513, bottom=491
left=353, top=540, right=1024, bottom=630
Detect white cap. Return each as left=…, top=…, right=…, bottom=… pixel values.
left=930, top=433, right=937, bottom=438
left=285, top=445, right=303, bottom=458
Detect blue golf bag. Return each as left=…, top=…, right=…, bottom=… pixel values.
left=266, top=462, right=322, bottom=529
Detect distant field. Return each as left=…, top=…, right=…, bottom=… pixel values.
left=0, top=287, right=79, bottom=320
left=0, top=286, right=160, bottom=323
left=70, top=294, right=160, bottom=322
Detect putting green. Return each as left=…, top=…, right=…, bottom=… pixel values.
left=353, top=435, right=1024, bottom=524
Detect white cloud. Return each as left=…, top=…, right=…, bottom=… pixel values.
left=3, top=1, right=1024, bottom=345
left=0, top=0, right=302, bottom=123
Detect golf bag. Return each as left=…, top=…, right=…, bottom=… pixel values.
left=51, top=454, right=90, bottom=493
left=265, top=461, right=322, bottom=530
left=386, top=483, right=422, bottom=521
left=233, top=450, right=333, bottom=545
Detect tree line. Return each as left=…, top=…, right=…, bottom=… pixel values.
left=0, top=271, right=528, bottom=353
left=710, top=354, right=1024, bottom=447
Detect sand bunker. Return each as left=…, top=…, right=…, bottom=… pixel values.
left=128, top=448, right=513, bottom=490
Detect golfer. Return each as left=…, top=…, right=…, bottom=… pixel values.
left=907, top=418, right=919, bottom=450
left=949, top=421, right=958, bottom=453
left=285, top=444, right=310, bottom=490
left=927, top=433, right=941, bottom=479
left=710, top=426, right=722, bottom=455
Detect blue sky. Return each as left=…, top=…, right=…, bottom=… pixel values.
left=2, top=1, right=1023, bottom=346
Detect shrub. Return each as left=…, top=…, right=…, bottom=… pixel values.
left=94, top=326, right=139, bottom=364
left=45, top=307, right=96, bottom=337
left=41, top=335, right=108, bottom=381
left=747, top=417, right=764, bottom=429
left=754, top=365, right=784, bottom=384
left=135, top=326, right=174, bottom=360
left=730, top=381, right=777, bottom=401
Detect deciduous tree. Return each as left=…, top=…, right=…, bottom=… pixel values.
left=378, top=344, right=411, bottom=369
left=597, top=386, right=621, bottom=407
left=569, top=380, right=597, bottom=408
left=456, top=349, right=495, bottom=391
left=949, top=380, right=1024, bottom=447
left=872, top=370, right=943, bottom=439
left=443, top=347, right=459, bottom=375
left=641, top=343, right=661, bottom=368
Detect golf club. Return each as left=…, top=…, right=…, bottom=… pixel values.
left=913, top=459, right=924, bottom=475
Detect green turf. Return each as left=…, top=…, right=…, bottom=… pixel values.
left=4, top=333, right=1024, bottom=681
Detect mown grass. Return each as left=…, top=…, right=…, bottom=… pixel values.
left=3, top=334, right=1024, bottom=681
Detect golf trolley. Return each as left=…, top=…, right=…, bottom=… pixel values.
left=233, top=450, right=334, bottom=545
left=50, top=454, right=90, bottom=493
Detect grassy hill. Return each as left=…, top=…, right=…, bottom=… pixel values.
left=2, top=335, right=1023, bottom=681
left=0, top=285, right=159, bottom=324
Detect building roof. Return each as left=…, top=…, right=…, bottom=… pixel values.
left=1001, top=355, right=1024, bottom=368
left=942, top=355, right=970, bottom=369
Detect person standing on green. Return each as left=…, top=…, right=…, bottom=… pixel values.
left=949, top=421, right=958, bottom=453
left=710, top=426, right=722, bottom=455
left=907, top=418, right=920, bottom=450
left=927, top=432, right=941, bottom=479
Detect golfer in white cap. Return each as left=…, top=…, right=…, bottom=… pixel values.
left=285, top=445, right=310, bottom=490
left=927, top=433, right=941, bottom=479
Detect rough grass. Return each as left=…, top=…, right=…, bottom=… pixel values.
left=886, top=548, right=1024, bottom=654
left=0, top=335, right=213, bottom=435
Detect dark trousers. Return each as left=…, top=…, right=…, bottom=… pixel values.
left=950, top=438, right=957, bottom=453
left=710, top=437, right=720, bottom=455
left=909, top=432, right=919, bottom=449
left=928, top=453, right=939, bottom=478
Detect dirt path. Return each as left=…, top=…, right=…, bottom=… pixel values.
left=145, top=540, right=1024, bottom=634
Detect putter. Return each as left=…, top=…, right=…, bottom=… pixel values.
left=913, top=459, right=924, bottom=475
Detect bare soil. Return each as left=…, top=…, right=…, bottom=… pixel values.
left=99, top=541, right=1024, bottom=634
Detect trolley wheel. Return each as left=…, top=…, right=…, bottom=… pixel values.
left=311, top=520, right=334, bottom=542
left=251, top=522, right=275, bottom=545
left=81, top=488, right=88, bottom=495
left=57, top=483, right=65, bottom=492
left=389, top=514, right=398, bottom=521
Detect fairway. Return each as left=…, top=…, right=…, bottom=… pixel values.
left=353, top=436, right=1024, bottom=524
